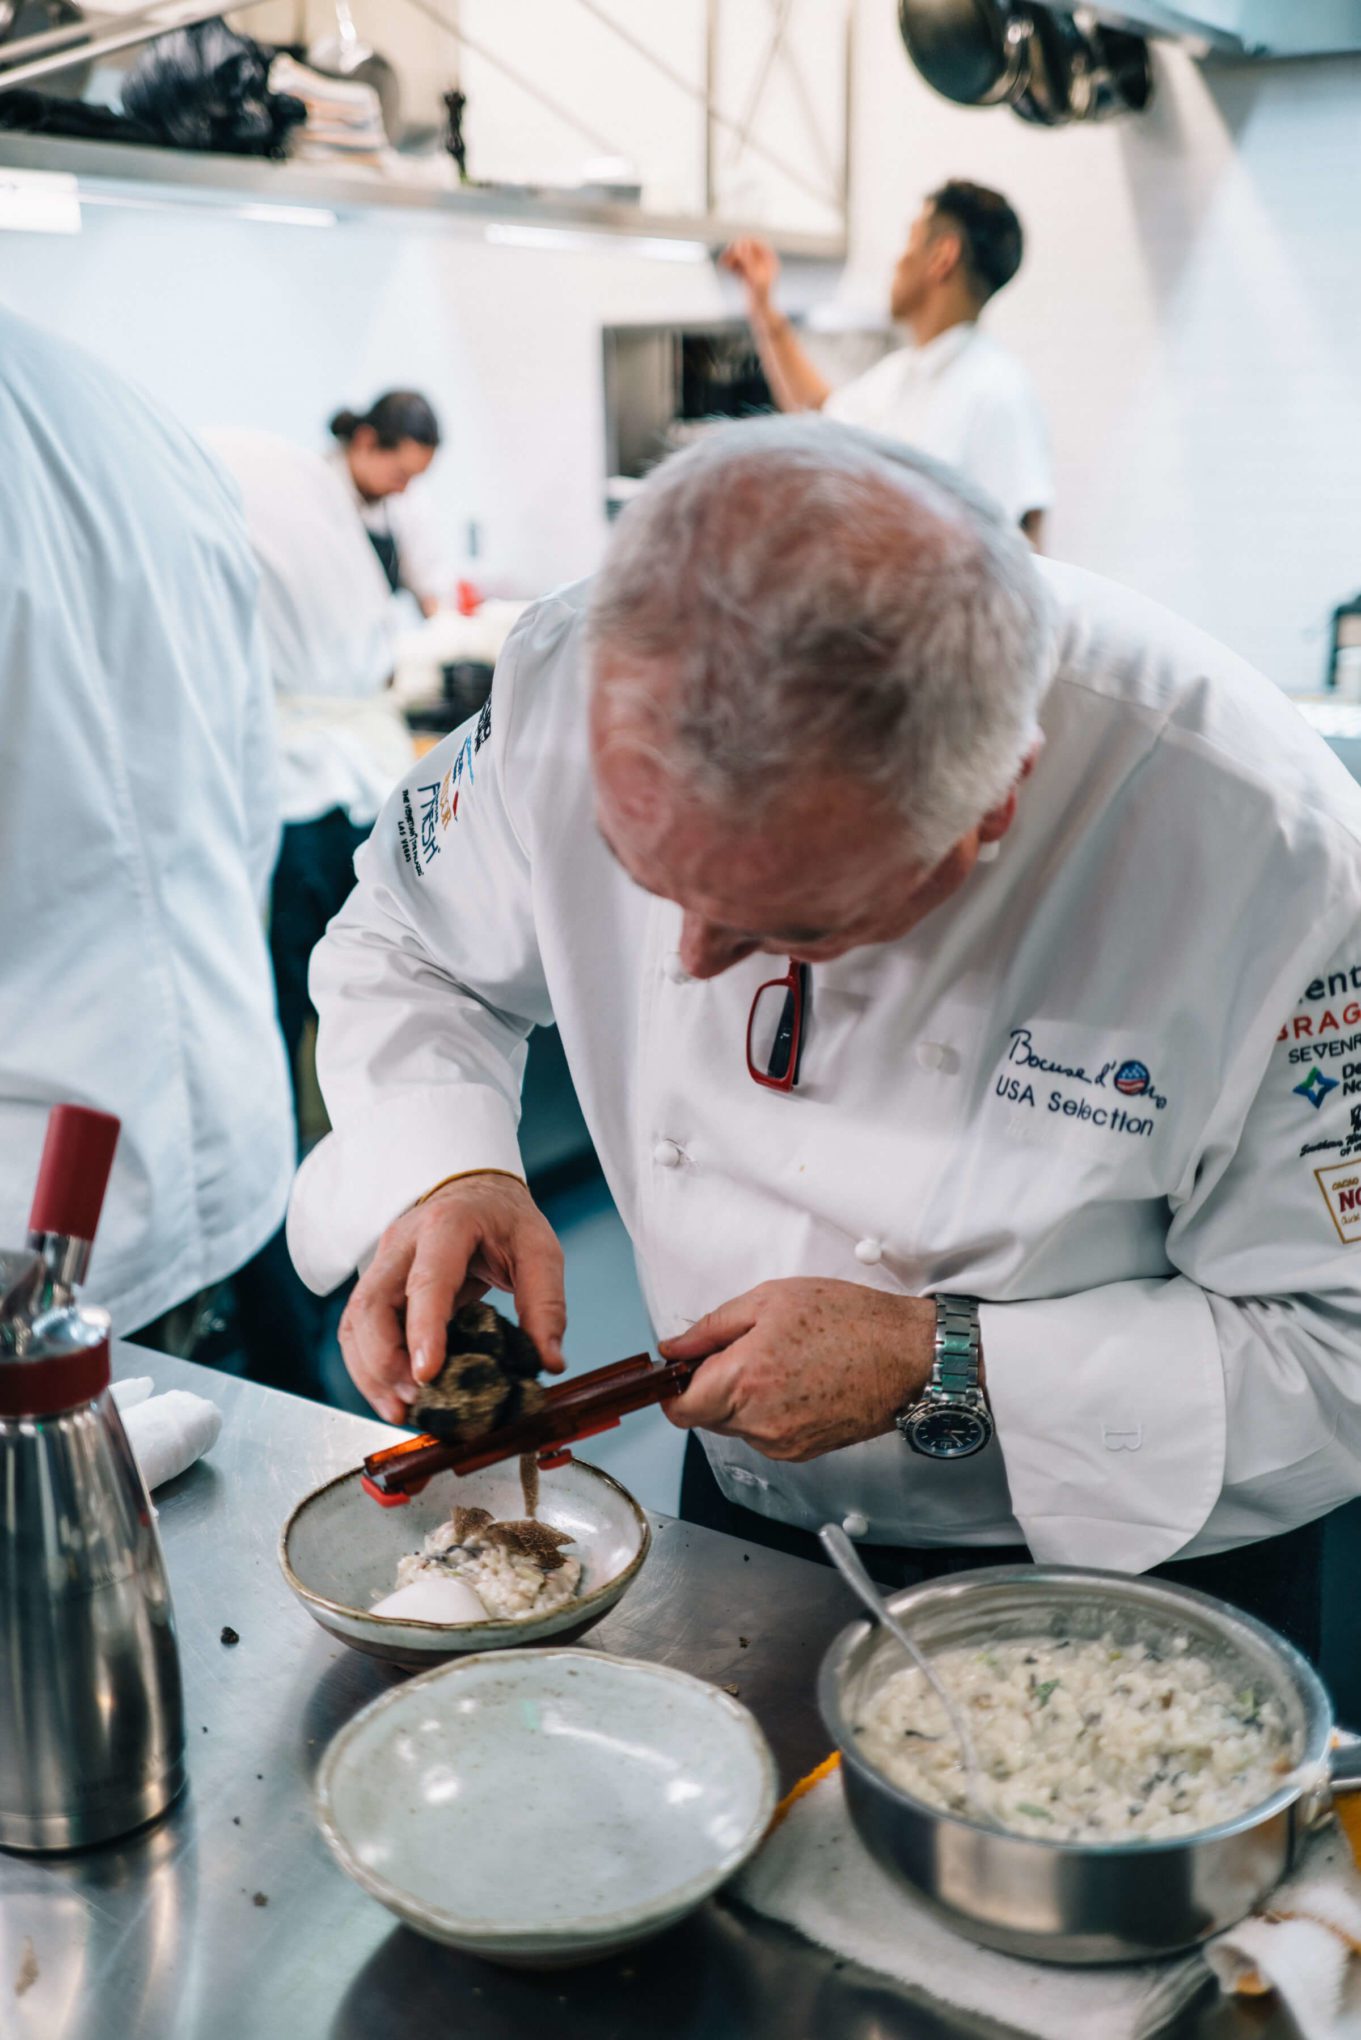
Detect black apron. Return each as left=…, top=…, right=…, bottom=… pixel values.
left=365, top=524, right=401, bottom=594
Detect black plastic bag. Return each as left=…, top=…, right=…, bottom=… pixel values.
left=0, top=91, right=159, bottom=144
left=121, top=19, right=305, bottom=159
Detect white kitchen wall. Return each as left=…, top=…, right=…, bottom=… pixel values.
left=1, top=9, right=1358, bottom=683
left=0, top=205, right=737, bottom=593
left=0, top=0, right=844, bottom=595
left=845, top=17, right=1361, bottom=693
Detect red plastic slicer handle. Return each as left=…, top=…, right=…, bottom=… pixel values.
left=361, top=1474, right=423, bottom=1507
left=28, top=1105, right=121, bottom=1244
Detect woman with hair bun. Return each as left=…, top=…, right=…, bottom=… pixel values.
left=329, top=390, right=444, bottom=617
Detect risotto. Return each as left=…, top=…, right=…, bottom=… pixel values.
left=388, top=1504, right=583, bottom=1622
left=852, top=1633, right=1295, bottom=1842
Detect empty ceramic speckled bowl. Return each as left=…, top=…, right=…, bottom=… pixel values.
left=280, top=1458, right=650, bottom=1668
left=315, top=1648, right=778, bottom=1964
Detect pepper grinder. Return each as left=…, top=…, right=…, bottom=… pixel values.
left=0, top=1105, right=186, bottom=1851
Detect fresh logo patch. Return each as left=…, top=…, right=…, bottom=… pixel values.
left=1316, top=1162, right=1361, bottom=1245
left=396, top=780, right=443, bottom=879
left=1114, top=1060, right=1151, bottom=1098
left=1294, top=1069, right=1339, bottom=1111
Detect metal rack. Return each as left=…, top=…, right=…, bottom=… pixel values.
left=0, top=0, right=851, bottom=257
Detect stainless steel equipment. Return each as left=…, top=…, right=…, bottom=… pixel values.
left=818, top=1522, right=987, bottom=1815
left=1327, top=592, right=1361, bottom=697
left=896, top=2, right=1152, bottom=126
left=307, top=0, right=403, bottom=145
left=602, top=317, right=891, bottom=518
left=0, top=1105, right=185, bottom=1852
left=819, top=1564, right=1361, bottom=1964
left=0, top=1345, right=1301, bottom=2038
left=603, top=320, right=773, bottom=517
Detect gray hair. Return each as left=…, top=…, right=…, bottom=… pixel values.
left=586, top=416, right=1054, bottom=866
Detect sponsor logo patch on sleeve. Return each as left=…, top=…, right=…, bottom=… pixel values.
left=396, top=779, right=444, bottom=880
left=395, top=705, right=491, bottom=881
left=1277, top=966, right=1361, bottom=1071
left=1315, top=1160, right=1361, bottom=1245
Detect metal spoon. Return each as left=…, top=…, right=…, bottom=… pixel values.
left=819, top=1523, right=992, bottom=1822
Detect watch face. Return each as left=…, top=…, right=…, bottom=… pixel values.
left=908, top=1406, right=991, bottom=1459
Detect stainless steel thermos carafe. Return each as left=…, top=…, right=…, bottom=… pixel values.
left=0, top=1105, right=186, bottom=1851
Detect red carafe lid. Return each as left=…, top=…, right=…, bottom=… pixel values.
left=28, top=1105, right=120, bottom=1243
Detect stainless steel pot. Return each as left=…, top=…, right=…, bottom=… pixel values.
left=818, top=1565, right=1361, bottom=1964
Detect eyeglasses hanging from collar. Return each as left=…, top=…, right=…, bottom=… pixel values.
left=746, top=961, right=812, bottom=1091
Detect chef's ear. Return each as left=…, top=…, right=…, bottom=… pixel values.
left=978, top=792, right=1016, bottom=846
left=928, top=225, right=964, bottom=286
left=979, top=742, right=1042, bottom=844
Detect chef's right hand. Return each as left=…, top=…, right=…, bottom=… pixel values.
left=338, top=1173, right=566, bottom=1424
left=720, top=236, right=780, bottom=313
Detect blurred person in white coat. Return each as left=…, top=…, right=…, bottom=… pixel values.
left=206, top=426, right=415, bottom=1396
left=289, top=421, right=1361, bottom=1661
left=327, top=390, right=446, bottom=617
left=0, top=310, right=291, bottom=1352
left=724, top=181, right=1052, bottom=545
left=204, top=427, right=413, bottom=1121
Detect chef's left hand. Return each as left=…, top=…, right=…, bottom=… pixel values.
left=657, top=1280, right=937, bottom=1461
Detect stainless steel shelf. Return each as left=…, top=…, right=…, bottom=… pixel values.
left=0, top=132, right=847, bottom=257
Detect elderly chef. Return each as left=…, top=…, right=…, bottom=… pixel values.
left=289, top=419, right=1361, bottom=1658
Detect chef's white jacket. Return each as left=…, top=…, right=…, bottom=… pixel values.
left=289, top=563, right=1361, bottom=1573
left=206, top=430, right=412, bottom=829
left=329, top=446, right=450, bottom=614
left=0, top=313, right=293, bottom=1334
left=824, top=324, right=1052, bottom=530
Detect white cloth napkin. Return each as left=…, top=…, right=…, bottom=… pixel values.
left=735, top=1766, right=1361, bottom=2040
left=111, top=1379, right=222, bottom=1491
left=1204, top=1824, right=1361, bottom=2038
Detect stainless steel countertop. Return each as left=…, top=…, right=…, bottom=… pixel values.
left=0, top=1351, right=1290, bottom=2040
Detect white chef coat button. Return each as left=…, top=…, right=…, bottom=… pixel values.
left=652, top=1139, right=683, bottom=1169
left=916, top=1041, right=948, bottom=1071
left=841, top=1511, right=870, bottom=1539
left=854, top=1237, right=883, bottom=1265
left=663, top=952, right=690, bottom=984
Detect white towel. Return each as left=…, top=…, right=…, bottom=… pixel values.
left=111, top=1383, right=222, bottom=1491
left=1204, top=1825, right=1361, bottom=2040
left=110, top=1376, right=154, bottom=1412
left=736, top=1767, right=1361, bottom=2040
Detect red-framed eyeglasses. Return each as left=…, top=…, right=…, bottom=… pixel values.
left=746, top=961, right=811, bottom=1091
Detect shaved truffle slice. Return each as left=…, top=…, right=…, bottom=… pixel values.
left=412, top=1302, right=547, bottom=1442
left=481, top=1519, right=576, bottom=1571
left=451, top=1505, right=494, bottom=1544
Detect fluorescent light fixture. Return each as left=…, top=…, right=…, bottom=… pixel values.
left=0, top=168, right=80, bottom=235
left=77, top=189, right=338, bottom=228
left=484, top=220, right=707, bottom=262
left=233, top=202, right=339, bottom=229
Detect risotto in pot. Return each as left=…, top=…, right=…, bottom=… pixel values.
left=851, top=1633, right=1296, bottom=1842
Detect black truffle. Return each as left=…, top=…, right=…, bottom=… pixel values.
left=411, top=1302, right=546, bottom=1442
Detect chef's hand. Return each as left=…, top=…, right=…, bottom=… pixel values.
left=720, top=236, right=780, bottom=315
left=338, top=1173, right=566, bottom=1424
left=658, top=1280, right=938, bottom=1461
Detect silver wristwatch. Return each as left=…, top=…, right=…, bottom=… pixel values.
left=895, top=1295, right=993, bottom=1459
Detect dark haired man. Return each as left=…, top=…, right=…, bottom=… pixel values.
left=723, top=181, right=1052, bottom=544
